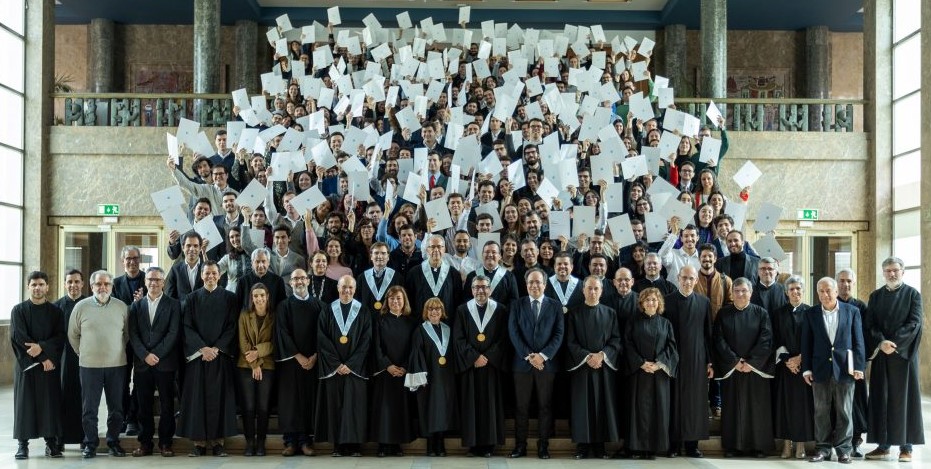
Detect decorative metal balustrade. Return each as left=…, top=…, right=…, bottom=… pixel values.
left=54, top=93, right=865, bottom=132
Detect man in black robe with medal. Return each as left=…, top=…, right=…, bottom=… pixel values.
left=464, top=241, right=519, bottom=306
left=566, top=276, right=622, bottom=459
left=405, top=235, right=461, bottom=321
left=12, top=271, right=65, bottom=459
left=55, top=269, right=87, bottom=452
left=235, top=248, right=287, bottom=311
left=454, top=275, right=510, bottom=457
left=354, top=242, right=401, bottom=312
left=315, top=275, right=372, bottom=457
left=276, top=268, right=323, bottom=457
left=663, top=266, right=713, bottom=458
left=177, top=261, right=240, bottom=457
left=544, top=251, right=583, bottom=311
left=713, top=277, right=775, bottom=458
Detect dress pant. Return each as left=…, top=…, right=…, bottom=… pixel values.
left=123, top=349, right=137, bottom=424
left=812, top=377, right=854, bottom=456
left=79, top=366, right=126, bottom=447
left=134, top=366, right=176, bottom=448
left=237, top=368, right=275, bottom=439
left=708, top=378, right=722, bottom=408
left=513, top=369, right=555, bottom=444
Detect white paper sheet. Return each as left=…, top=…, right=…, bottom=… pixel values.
left=607, top=215, right=637, bottom=248
left=732, top=161, right=763, bottom=189
left=194, top=217, right=224, bottom=253
left=236, top=179, right=268, bottom=211
left=327, top=6, right=341, bottom=25
left=753, top=202, right=783, bottom=233
left=425, top=198, right=453, bottom=232
left=548, top=210, right=571, bottom=241
left=150, top=185, right=185, bottom=212
left=159, top=205, right=193, bottom=234
left=644, top=212, right=668, bottom=243
left=698, top=136, right=722, bottom=165
left=572, top=206, right=597, bottom=238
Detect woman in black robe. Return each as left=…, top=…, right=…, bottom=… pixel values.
left=406, top=297, right=458, bottom=457
left=308, top=251, right=339, bottom=304
left=370, top=286, right=418, bottom=456
left=771, top=276, right=813, bottom=459
left=623, top=288, right=678, bottom=459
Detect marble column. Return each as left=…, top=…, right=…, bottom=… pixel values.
left=23, top=0, right=55, bottom=281
left=193, top=0, right=221, bottom=120
left=806, top=26, right=831, bottom=130
left=88, top=18, right=114, bottom=93
left=699, top=0, right=727, bottom=101
left=234, top=20, right=259, bottom=93
left=663, top=24, right=688, bottom=96
left=863, top=0, right=892, bottom=294
left=919, top=0, right=931, bottom=393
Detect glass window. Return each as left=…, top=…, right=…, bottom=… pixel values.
left=892, top=210, right=921, bottom=267
left=0, top=29, right=23, bottom=92
left=0, top=87, right=23, bottom=149
left=892, top=151, right=921, bottom=210
left=892, top=93, right=920, bottom=155
left=0, top=146, right=23, bottom=205
left=0, top=205, right=22, bottom=263
left=0, top=0, right=24, bottom=36
left=0, top=263, right=23, bottom=320
left=893, top=0, right=921, bottom=42
left=902, top=267, right=921, bottom=290
left=892, top=35, right=921, bottom=99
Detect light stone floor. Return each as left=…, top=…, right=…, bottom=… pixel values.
left=0, top=385, right=928, bottom=468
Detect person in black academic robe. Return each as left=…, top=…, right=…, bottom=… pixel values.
left=713, top=279, right=775, bottom=458
left=454, top=279, right=510, bottom=457
left=354, top=245, right=403, bottom=312
left=464, top=242, right=519, bottom=307
left=771, top=278, right=814, bottom=459
left=599, top=267, right=638, bottom=456
left=177, top=263, right=240, bottom=456
left=235, top=264, right=288, bottom=312
left=543, top=255, right=583, bottom=422
left=54, top=271, right=87, bottom=449
left=624, top=288, right=678, bottom=459
left=405, top=239, right=461, bottom=324
left=275, top=269, right=323, bottom=456
left=369, top=287, right=419, bottom=456
left=406, top=298, right=458, bottom=457
left=864, top=267, right=925, bottom=459
left=11, top=274, right=66, bottom=459
left=308, top=251, right=340, bottom=304
left=565, top=277, right=622, bottom=460
left=663, top=266, right=713, bottom=458
left=752, top=280, right=787, bottom=312
left=315, top=276, right=373, bottom=456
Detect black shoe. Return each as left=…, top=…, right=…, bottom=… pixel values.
left=686, top=449, right=704, bottom=458
left=243, top=439, right=255, bottom=457
left=45, top=443, right=63, bottom=458
left=331, top=450, right=344, bottom=457
left=537, top=445, right=550, bottom=459
left=724, top=450, right=737, bottom=458
left=125, top=422, right=140, bottom=436
left=510, top=444, right=527, bottom=458
left=188, top=445, right=206, bottom=457
left=852, top=447, right=864, bottom=458
left=14, top=442, right=28, bottom=460
left=612, top=449, right=630, bottom=459
left=377, top=444, right=387, bottom=458
left=838, top=454, right=852, bottom=464
left=754, top=450, right=767, bottom=458
left=107, top=443, right=126, bottom=457
left=256, top=439, right=266, bottom=457
left=211, top=444, right=228, bottom=457
left=668, top=450, right=680, bottom=458
left=82, top=446, right=97, bottom=459
left=573, top=448, right=589, bottom=460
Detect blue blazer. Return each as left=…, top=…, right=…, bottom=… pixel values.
left=801, top=301, right=866, bottom=384
left=508, top=296, right=564, bottom=373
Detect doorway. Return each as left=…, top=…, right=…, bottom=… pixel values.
left=773, top=230, right=856, bottom=304
left=60, top=226, right=165, bottom=296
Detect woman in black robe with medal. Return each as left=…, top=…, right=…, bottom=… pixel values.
left=406, top=297, right=458, bottom=457
left=624, top=287, right=679, bottom=460
left=370, top=286, right=418, bottom=457
left=771, top=276, right=813, bottom=459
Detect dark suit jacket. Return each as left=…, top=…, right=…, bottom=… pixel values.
left=801, top=301, right=866, bottom=384
left=164, top=261, right=205, bottom=301
left=508, top=295, right=564, bottom=373
left=128, top=295, right=182, bottom=372
left=714, top=253, right=760, bottom=285
left=113, top=272, right=147, bottom=305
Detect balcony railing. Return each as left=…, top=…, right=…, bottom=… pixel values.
left=53, top=93, right=865, bottom=133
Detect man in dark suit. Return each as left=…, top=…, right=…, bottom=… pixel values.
left=112, top=246, right=147, bottom=436
left=801, top=277, right=866, bottom=464
left=508, top=268, right=564, bottom=460
left=714, top=230, right=760, bottom=285
left=164, top=232, right=205, bottom=301
left=128, top=266, right=181, bottom=457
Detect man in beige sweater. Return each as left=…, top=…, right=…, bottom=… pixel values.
left=68, top=270, right=129, bottom=459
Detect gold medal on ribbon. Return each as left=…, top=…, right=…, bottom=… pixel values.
left=339, top=335, right=349, bottom=344
left=374, top=301, right=383, bottom=310
left=477, top=333, right=486, bottom=342
left=563, top=306, right=568, bottom=313
left=438, top=356, right=447, bottom=365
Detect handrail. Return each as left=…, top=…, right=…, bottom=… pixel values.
left=52, top=93, right=864, bottom=132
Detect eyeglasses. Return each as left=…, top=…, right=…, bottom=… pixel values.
left=291, top=276, right=309, bottom=281
left=144, top=278, right=163, bottom=283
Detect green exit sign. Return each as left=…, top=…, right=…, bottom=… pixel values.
left=797, top=209, right=819, bottom=221
left=97, top=204, right=120, bottom=216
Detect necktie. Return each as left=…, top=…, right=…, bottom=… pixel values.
left=430, top=174, right=436, bottom=189
left=532, top=299, right=540, bottom=321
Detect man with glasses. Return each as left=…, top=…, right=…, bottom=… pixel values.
left=167, top=157, right=231, bottom=217
left=864, top=258, right=924, bottom=463
left=112, top=246, right=147, bottom=436
left=751, top=257, right=787, bottom=313
left=127, top=267, right=181, bottom=457
left=713, top=277, right=775, bottom=458
left=405, top=235, right=461, bottom=320
left=68, top=270, right=130, bottom=458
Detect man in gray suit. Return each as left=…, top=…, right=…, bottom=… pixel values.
left=801, top=277, right=866, bottom=464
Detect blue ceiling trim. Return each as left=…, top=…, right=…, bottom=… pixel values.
left=53, top=0, right=864, bottom=31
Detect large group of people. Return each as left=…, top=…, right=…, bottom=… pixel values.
left=10, top=7, right=924, bottom=464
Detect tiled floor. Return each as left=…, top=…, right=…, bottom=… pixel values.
left=0, top=384, right=928, bottom=468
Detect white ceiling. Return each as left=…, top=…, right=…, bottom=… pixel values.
left=258, top=0, right=668, bottom=12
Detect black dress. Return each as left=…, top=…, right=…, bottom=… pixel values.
left=407, top=321, right=458, bottom=435
left=55, top=295, right=87, bottom=444
left=11, top=300, right=65, bottom=440
left=771, top=302, right=815, bottom=441
left=370, top=312, right=418, bottom=444
left=624, top=312, right=678, bottom=453
left=275, top=295, right=323, bottom=439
